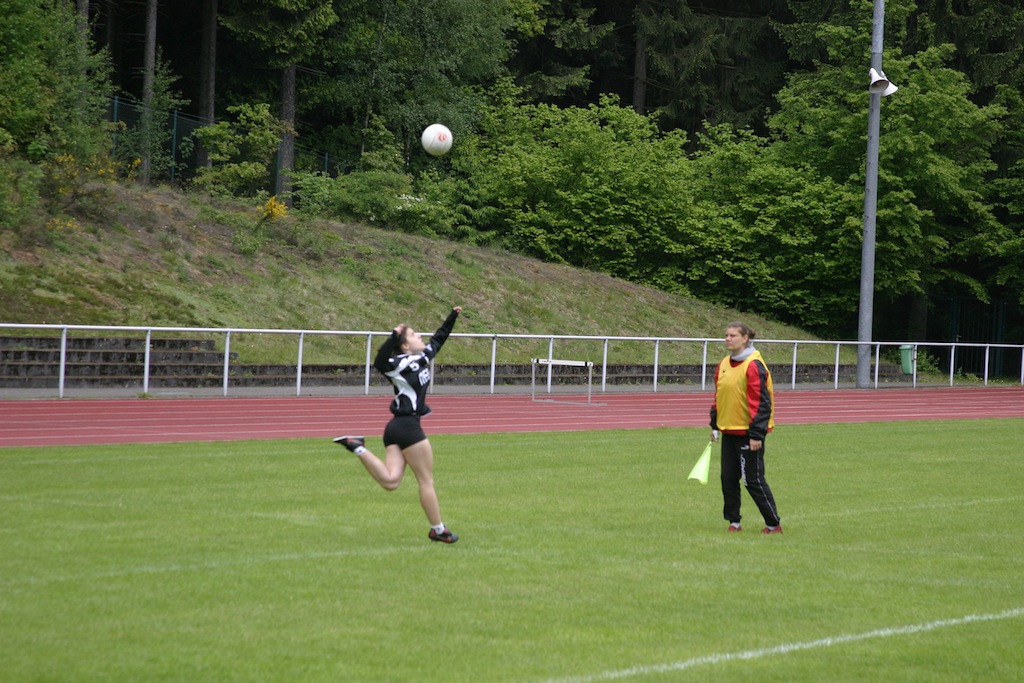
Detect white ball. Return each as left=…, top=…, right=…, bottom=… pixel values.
left=421, top=123, right=453, bottom=156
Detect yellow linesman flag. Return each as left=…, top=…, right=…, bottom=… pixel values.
left=688, top=441, right=713, bottom=485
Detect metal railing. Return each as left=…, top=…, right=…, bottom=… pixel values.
left=1, top=323, right=1022, bottom=398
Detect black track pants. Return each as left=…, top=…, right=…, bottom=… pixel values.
left=720, top=433, right=781, bottom=527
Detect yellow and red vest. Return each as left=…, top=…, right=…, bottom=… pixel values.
left=714, top=350, right=775, bottom=434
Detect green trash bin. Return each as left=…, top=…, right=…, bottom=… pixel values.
left=900, top=344, right=915, bottom=375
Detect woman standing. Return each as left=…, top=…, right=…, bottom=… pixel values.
left=710, top=321, right=782, bottom=534
left=335, top=306, right=462, bottom=543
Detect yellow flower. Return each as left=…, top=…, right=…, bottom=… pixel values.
left=46, top=216, right=80, bottom=233
left=261, top=195, right=288, bottom=221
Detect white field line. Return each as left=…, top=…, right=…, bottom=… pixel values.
left=540, top=608, right=1024, bottom=683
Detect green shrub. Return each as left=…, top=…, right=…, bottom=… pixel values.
left=192, top=104, right=289, bottom=197
left=293, top=168, right=461, bottom=238
left=0, top=150, right=43, bottom=231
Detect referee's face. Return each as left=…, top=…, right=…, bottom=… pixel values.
left=725, top=327, right=748, bottom=354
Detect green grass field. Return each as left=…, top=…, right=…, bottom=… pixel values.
left=2, top=420, right=1022, bottom=682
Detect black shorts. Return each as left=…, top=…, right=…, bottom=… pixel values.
left=383, top=415, right=427, bottom=450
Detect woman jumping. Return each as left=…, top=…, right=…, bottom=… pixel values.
left=334, top=306, right=462, bottom=543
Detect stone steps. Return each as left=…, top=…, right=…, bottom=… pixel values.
left=1, top=336, right=218, bottom=351
left=0, top=336, right=904, bottom=390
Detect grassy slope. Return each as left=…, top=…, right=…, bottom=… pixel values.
left=0, top=183, right=833, bottom=364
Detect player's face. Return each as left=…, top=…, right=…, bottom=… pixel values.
left=403, top=328, right=426, bottom=354
left=724, top=327, right=748, bottom=354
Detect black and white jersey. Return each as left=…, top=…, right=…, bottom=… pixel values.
left=373, top=309, right=459, bottom=417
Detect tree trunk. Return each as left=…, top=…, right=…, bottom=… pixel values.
left=102, top=0, right=118, bottom=71
left=139, top=0, right=158, bottom=185
left=77, top=0, right=89, bottom=20
left=277, top=63, right=297, bottom=203
left=197, top=0, right=217, bottom=169
left=633, top=33, right=647, bottom=115
left=908, top=292, right=929, bottom=340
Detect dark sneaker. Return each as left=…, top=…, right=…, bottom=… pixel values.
left=429, top=527, right=459, bottom=544
left=761, top=525, right=783, bottom=535
left=333, top=436, right=365, bottom=453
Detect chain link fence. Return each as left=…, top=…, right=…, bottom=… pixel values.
left=106, top=96, right=344, bottom=190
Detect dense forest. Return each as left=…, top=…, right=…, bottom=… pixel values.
left=2, top=0, right=1022, bottom=344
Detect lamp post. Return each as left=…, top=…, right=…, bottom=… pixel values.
left=856, top=0, right=897, bottom=388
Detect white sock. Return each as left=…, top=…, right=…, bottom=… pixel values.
left=431, top=523, right=446, bottom=534
left=354, top=446, right=366, bottom=455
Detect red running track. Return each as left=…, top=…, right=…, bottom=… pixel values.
left=1, top=386, right=1022, bottom=448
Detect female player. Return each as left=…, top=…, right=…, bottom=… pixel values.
left=334, top=306, right=462, bottom=543
left=710, top=321, right=782, bottom=534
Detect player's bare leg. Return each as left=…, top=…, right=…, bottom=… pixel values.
left=333, top=437, right=405, bottom=490
left=402, top=439, right=442, bottom=526
left=334, top=435, right=456, bottom=542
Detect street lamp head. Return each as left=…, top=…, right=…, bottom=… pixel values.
left=868, top=68, right=898, bottom=97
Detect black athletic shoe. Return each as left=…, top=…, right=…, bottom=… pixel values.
left=429, top=527, right=459, bottom=544
left=333, top=436, right=365, bottom=453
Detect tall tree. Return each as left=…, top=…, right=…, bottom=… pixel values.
left=633, top=0, right=792, bottom=134
left=772, top=0, right=1010, bottom=339
left=0, top=0, right=112, bottom=159
left=196, top=0, right=217, bottom=169
left=910, top=0, right=1024, bottom=318
left=301, top=0, right=515, bottom=165
left=505, top=0, right=616, bottom=103
left=139, top=0, right=158, bottom=184
left=0, top=0, right=113, bottom=228
left=221, top=0, right=338, bottom=198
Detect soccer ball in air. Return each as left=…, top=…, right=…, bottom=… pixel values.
left=421, top=124, right=453, bottom=156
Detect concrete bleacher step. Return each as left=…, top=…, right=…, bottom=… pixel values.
left=0, top=335, right=904, bottom=390
left=0, top=349, right=233, bottom=365
left=0, top=336, right=219, bottom=351
left=0, top=336, right=235, bottom=387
